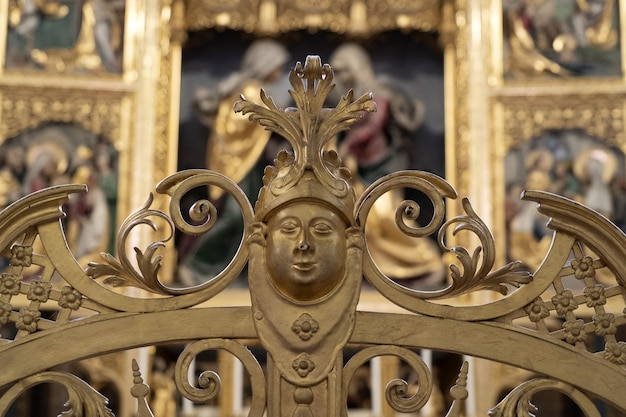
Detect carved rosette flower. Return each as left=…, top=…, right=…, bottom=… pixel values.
left=551, top=290, right=578, bottom=317
left=604, top=342, right=626, bottom=365
left=524, top=298, right=550, bottom=322
left=27, top=281, right=52, bottom=302
left=0, top=302, right=12, bottom=324
left=593, top=313, right=616, bottom=336
left=10, top=245, right=33, bottom=267
left=15, top=308, right=40, bottom=332
left=58, top=286, right=83, bottom=310
left=584, top=285, right=606, bottom=307
left=292, top=353, right=315, bottom=377
left=0, top=273, right=21, bottom=295
left=571, top=256, right=595, bottom=280
left=292, top=313, right=319, bottom=341
left=563, top=319, right=587, bottom=344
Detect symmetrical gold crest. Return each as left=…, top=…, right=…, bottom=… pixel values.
left=242, top=57, right=369, bottom=408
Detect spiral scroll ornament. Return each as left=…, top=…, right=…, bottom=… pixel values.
left=174, top=338, right=267, bottom=417
left=342, top=345, right=433, bottom=415
left=356, top=170, right=532, bottom=317
left=87, top=169, right=254, bottom=296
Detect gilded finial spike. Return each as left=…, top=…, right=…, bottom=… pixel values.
left=444, top=361, right=469, bottom=417
left=130, top=359, right=156, bottom=417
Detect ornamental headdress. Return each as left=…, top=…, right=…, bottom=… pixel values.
left=234, top=55, right=376, bottom=224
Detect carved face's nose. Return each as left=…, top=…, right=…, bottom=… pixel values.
left=296, top=230, right=313, bottom=252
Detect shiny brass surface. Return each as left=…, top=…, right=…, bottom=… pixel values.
left=0, top=55, right=625, bottom=417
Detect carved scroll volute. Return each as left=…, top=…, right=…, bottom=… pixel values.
left=240, top=56, right=372, bottom=414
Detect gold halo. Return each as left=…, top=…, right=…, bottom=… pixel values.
left=525, top=149, right=554, bottom=171
left=26, top=140, right=69, bottom=175
left=573, top=147, right=617, bottom=184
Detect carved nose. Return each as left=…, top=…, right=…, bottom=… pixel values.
left=296, top=230, right=313, bottom=252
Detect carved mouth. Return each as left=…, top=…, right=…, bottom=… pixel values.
left=294, top=262, right=316, bottom=272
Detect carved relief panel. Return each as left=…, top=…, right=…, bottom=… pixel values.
left=492, top=92, right=626, bottom=268
left=490, top=0, right=626, bottom=270
left=500, top=0, right=621, bottom=79
left=0, top=0, right=183, bottom=247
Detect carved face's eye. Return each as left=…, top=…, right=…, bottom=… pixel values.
left=279, top=220, right=299, bottom=235
left=312, top=222, right=333, bottom=235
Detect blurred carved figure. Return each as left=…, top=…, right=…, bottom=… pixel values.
left=506, top=136, right=623, bottom=272
left=31, top=0, right=124, bottom=72
left=329, top=43, right=444, bottom=285
left=508, top=150, right=553, bottom=270
left=0, top=142, right=26, bottom=207
left=330, top=43, right=424, bottom=176
left=502, top=0, right=618, bottom=76
left=8, top=0, right=124, bottom=72
left=574, top=148, right=616, bottom=218
left=195, top=38, right=289, bottom=200
left=0, top=124, right=118, bottom=272
left=7, top=0, right=69, bottom=66
left=66, top=164, right=110, bottom=265
left=150, top=357, right=177, bottom=417
left=179, top=39, right=290, bottom=283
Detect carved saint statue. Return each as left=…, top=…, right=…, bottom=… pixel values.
left=178, top=39, right=290, bottom=284
left=329, top=43, right=445, bottom=285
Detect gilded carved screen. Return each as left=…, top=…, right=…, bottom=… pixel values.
left=0, top=0, right=185, bottom=255
left=492, top=0, right=626, bottom=271
left=0, top=0, right=139, bottom=230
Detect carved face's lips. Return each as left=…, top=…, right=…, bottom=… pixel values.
left=293, top=262, right=316, bottom=272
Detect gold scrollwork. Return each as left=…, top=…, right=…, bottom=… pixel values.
left=0, top=87, right=126, bottom=147
left=498, top=94, right=625, bottom=152
left=0, top=371, right=114, bottom=416
left=86, top=192, right=176, bottom=295
left=490, top=378, right=602, bottom=417
left=439, top=197, right=532, bottom=296
left=355, top=169, right=531, bottom=316
left=343, top=345, right=433, bottom=415
left=87, top=169, right=255, bottom=296
left=174, top=338, right=266, bottom=417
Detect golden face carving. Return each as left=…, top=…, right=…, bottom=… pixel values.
left=265, top=201, right=348, bottom=302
